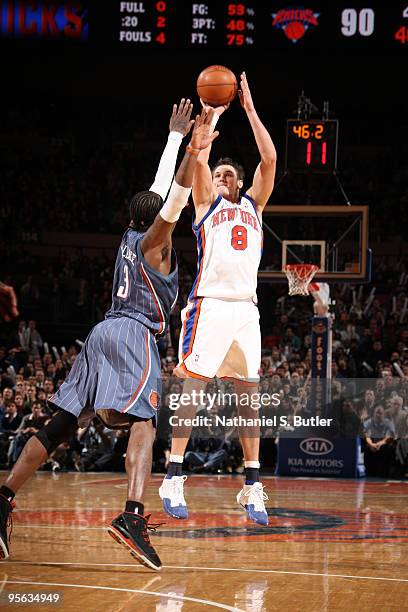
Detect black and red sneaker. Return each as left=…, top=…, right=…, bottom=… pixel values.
left=107, top=512, right=163, bottom=571
left=0, top=494, right=14, bottom=559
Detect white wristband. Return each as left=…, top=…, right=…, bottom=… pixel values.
left=159, top=181, right=191, bottom=223
left=168, top=131, right=184, bottom=143
left=149, top=132, right=183, bottom=200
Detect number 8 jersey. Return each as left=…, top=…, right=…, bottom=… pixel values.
left=189, top=194, right=263, bottom=301
left=106, top=227, right=178, bottom=335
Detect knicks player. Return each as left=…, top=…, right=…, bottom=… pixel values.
left=160, top=72, right=277, bottom=525
left=0, top=103, right=219, bottom=571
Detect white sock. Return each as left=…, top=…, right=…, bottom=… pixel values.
left=244, top=460, right=260, bottom=469
left=170, top=454, right=184, bottom=464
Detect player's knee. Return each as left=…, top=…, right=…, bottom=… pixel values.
left=35, top=410, right=78, bottom=455
left=130, top=417, right=155, bottom=433
left=128, top=417, right=156, bottom=445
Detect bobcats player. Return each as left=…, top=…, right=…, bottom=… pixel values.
left=0, top=104, right=219, bottom=571
left=160, top=72, right=277, bottom=525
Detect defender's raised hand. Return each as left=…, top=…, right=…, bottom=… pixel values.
left=190, top=107, right=219, bottom=151
left=169, top=98, right=194, bottom=137
left=238, top=71, right=255, bottom=113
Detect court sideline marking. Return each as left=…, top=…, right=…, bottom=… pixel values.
left=2, top=560, right=408, bottom=583
left=3, top=580, right=243, bottom=611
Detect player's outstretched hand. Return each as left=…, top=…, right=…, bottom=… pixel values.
left=169, top=98, right=194, bottom=136
left=190, top=107, right=219, bottom=151
left=238, top=71, right=255, bottom=113
left=0, top=282, right=19, bottom=322
left=199, top=98, right=229, bottom=117
left=310, top=282, right=330, bottom=316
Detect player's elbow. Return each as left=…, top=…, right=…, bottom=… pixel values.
left=262, top=151, right=277, bottom=165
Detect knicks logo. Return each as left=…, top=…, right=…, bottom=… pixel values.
left=272, top=7, right=320, bottom=42
left=149, top=390, right=159, bottom=409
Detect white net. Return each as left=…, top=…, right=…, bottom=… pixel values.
left=284, top=264, right=319, bottom=296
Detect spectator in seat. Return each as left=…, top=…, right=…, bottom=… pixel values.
left=19, top=276, right=40, bottom=308
left=258, top=377, right=271, bottom=394
left=270, top=347, right=283, bottom=371
left=43, top=378, right=55, bottom=398
left=27, top=320, right=43, bottom=359
left=8, top=402, right=47, bottom=465
left=1, top=388, right=14, bottom=408
left=374, top=379, right=385, bottom=403
left=76, top=420, right=115, bottom=471
left=15, top=321, right=29, bottom=352
left=289, top=371, right=302, bottom=396
left=359, top=388, right=376, bottom=420
left=363, top=404, right=395, bottom=477
left=184, top=407, right=228, bottom=474
left=394, top=413, right=408, bottom=477
left=54, top=359, right=67, bottom=380
left=385, top=395, right=407, bottom=438
left=14, top=394, right=25, bottom=417
left=45, top=363, right=57, bottom=381
left=0, top=402, right=22, bottom=466
left=34, top=369, right=45, bottom=389
left=24, top=386, right=37, bottom=412
left=340, top=400, right=363, bottom=437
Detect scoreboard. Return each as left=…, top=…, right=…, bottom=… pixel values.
left=116, top=1, right=408, bottom=49
left=1, top=1, right=408, bottom=50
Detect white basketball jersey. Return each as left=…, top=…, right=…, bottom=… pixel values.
left=189, top=194, right=263, bottom=301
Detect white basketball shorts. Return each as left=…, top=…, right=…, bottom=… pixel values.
left=175, top=297, right=261, bottom=383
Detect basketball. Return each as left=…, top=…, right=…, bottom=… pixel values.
left=196, top=65, right=238, bottom=107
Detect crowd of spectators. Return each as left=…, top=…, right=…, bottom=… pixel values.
left=1, top=251, right=408, bottom=479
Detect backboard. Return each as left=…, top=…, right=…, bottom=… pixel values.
left=259, top=205, right=371, bottom=283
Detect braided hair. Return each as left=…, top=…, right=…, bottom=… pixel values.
left=129, top=190, right=163, bottom=231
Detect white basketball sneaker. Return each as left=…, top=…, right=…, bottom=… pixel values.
left=159, top=475, right=188, bottom=519
left=236, top=482, right=269, bottom=526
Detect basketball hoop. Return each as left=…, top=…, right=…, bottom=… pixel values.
left=284, top=264, right=319, bottom=296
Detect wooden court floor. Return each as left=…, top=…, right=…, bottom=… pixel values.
left=0, top=472, right=407, bottom=611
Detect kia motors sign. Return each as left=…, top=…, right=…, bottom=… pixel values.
left=277, top=434, right=362, bottom=478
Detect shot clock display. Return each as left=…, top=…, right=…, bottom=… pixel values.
left=285, top=120, right=339, bottom=173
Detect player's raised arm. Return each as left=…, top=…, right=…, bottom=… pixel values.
left=149, top=99, right=195, bottom=200
left=239, top=72, right=277, bottom=214
left=141, top=108, right=219, bottom=271
left=192, top=103, right=228, bottom=212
